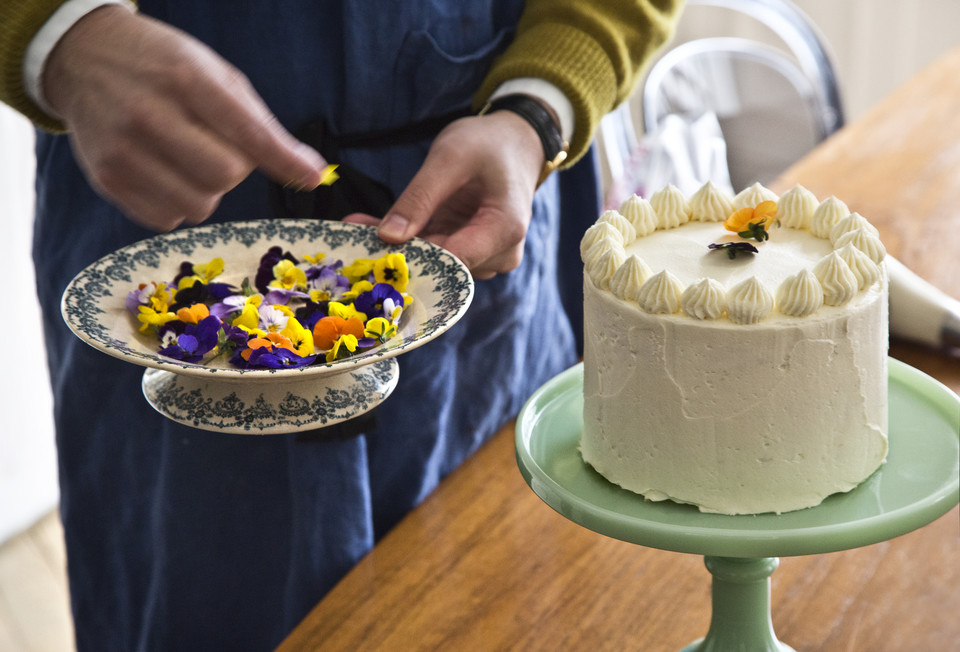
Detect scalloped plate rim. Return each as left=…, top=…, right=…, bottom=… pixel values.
left=61, top=220, right=474, bottom=380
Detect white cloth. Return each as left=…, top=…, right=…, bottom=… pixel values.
left=22, top=0, right=136, bottom=119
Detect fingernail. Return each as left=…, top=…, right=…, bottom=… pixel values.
left=379, top=215, right=409, bottom=240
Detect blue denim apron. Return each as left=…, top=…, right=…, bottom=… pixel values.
left=32, top=2, right=598, bottom=649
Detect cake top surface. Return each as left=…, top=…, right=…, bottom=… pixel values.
left=581, top=182, right=887, bottom=324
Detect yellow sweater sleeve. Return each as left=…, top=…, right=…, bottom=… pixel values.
left=0, top=0, right=72, bottom=132
left=475, top=0, right=684, bottom=165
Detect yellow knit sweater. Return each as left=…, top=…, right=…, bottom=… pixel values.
left=0, top=0, right=681, bottom=164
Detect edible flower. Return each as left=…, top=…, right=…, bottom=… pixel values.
left=724, top=201, right=778, bottom=242
left=707, top=241, right=760, bottom=260
left=269, top=259, right=308, bottom=291
left=327, top=300, right=367, bottom=322
left=176, top=302, right=210, bottom=324
left=326, top=334, right=360, bottom=363
left=341, top=258, right=376, bottom=285
left=137, top=305, right=178, bottom=333
left=373, top=253, right=410, bottom=292
left=157, top=315, right=221, bottom=363
left=312, top=316, right=365, bottom=350
left=320, top=164, right=340, bottom=186
left=354, top=283, right=405, bottom=322
left=364, top=317, right=397, bottom=343
left=280, top=317, right=315, bottom=357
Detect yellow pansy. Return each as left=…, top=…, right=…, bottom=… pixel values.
left=193, top=257, right=224, bottom=282
left=269, top=259, right=307, bottom=290
left=325, top=334, right=359, bottom=363
left=341, top=280, right=374, bottom=302
left=364, top=317, right=396, bottom=343
left=137, top=306, right=177, bottom=333
left=280, top=317, right=315, bottom=356
left=373, top=253, right=409, bottom=292
left=341, top=258, right=376, bottom=284
left=328, top=301, right=367, bottom=322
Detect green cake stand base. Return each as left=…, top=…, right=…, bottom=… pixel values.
left=515, top=359, right=959, bottom=651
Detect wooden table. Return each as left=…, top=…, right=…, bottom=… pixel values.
left=279, top=49, right=960, bottom=652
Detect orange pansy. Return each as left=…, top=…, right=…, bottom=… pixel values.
left=176, top=303, right=210, bottom=324
left=723, top=201, right=778, bottom=233
left=312, top=316, right=365, bottom=350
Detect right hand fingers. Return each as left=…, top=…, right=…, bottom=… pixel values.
left=180, top=63, right=328, bottom=191
left=46, top=7, right=326, bottom=230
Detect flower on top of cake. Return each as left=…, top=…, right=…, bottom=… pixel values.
left=581, top=181, right=887, bottom=325
left=722, top=200, right=778, bottom=242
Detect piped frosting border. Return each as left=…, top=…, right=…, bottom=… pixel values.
left=581, top=182, right=886, bottom=322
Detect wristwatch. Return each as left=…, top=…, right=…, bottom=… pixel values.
left=478, top=94, right=569, bottom=186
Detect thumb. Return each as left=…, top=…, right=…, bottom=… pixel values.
left=377, top=158, right=458, bottom=243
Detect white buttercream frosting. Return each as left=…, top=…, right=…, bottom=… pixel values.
left=681, top=278, right=727, bottom=320
left=580, top=221, right=623, bottom=261
left=813, top=250, right=859, bottom=305
left=597, top=209, right=637, bottom=244
left=726, top=276, right=774, bottom=324
left=610, top=255, right=653, bottom=302
left=618, top=194, right=658, bottom=237
left=637, top=270, right=683, bottom=314
left=689, top=181, right=735, bottom=222
left=809, top=196, right=849, bottom=238
left=776, top=269, right=824, bottom=317
left=834, top=227, right=886, bottom=264
left=583, top=233, right=623, bottom=265
left=649, top=185, right=691, bottom=229
left=586, top=248, right=626, bottom=291
left=733, top=182, right=778, bottom=209
left=777, top=185, right=818, bottom=229
left=829, top=212, right=880, bottom=244
left=837, top=242, right=882, bottom=289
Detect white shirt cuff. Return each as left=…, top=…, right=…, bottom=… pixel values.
left=22, top=0, right=136, bottom=119
left=490, top=78, right=575, bottom=144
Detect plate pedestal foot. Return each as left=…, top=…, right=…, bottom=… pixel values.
left=680, top=556, right=795, bottom=652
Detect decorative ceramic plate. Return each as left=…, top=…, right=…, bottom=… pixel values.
left=61, top=220, right=474, bottom=433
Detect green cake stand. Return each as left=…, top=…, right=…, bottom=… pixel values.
left=515, top=359, right=960, bottom=652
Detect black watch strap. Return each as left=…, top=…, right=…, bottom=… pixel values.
left=478, top=94, right=569, bottom=186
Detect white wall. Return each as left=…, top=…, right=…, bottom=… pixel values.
left=0, top=104, right=58, bottom=543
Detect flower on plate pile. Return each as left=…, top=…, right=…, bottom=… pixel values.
left=127, top=250, right=412, bottom=369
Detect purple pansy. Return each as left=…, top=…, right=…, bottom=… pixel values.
left=354, top=283, right=404, bottom=320
left=157, top=315, right=222, bottom=363
left=245, top=347, right=318, bottom=369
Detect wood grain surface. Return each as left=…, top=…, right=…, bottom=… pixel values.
left=279, top=48, right=960, bottom=652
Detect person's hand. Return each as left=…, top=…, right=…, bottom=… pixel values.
left=343, top=110, right=545, bottom=280
left=43, top=5, right=328, bottom=232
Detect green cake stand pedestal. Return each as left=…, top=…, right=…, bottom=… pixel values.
left=515, top=359, right=960, bottom=652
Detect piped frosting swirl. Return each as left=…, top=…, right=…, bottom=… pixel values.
left=637, top=270, right=683, bottom=314
left=777, top=185, right=818, bottom=229
left=618, top=195, right=658, bottom=237
left=610, top=255, right=653, bottom=301
left=689, top=181, right=735, bottom=222
left=681, top=278, right=727, bottom=320
left=649, top=185, right=691, bottom=229
left=726, top=277, right=774, bottom=324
